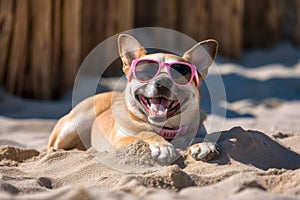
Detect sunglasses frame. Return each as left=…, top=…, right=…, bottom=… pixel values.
left=128, top=58, right=199, bottom=87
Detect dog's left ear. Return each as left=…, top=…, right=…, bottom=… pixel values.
left=183, top=39, right=218, bottom=79
left=118, top=34, right=147, bottom=74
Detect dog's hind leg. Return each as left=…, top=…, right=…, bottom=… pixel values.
left=48, top=113, right=90, bottom=151
left=48, top=92, right=114, bottom=151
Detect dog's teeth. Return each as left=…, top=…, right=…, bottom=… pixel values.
left=167, top=100, right=171, bottom=107
left=169, top=101, right=174, bottom=109
left=163, top=108, right=168, bottom=115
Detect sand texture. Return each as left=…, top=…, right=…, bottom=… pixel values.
left=0, top=121, right=299, bottom=200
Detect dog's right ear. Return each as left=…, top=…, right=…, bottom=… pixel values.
left=183, top=39, right=218, bottom=79
left=118, top=34, right=147, bottom=75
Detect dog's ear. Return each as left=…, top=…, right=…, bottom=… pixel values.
left=118, top=34, right=147, bottom=74
left=183, top=39, right=218, bottom=79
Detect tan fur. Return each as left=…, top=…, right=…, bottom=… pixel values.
left=48, top=92, right=113, bottom=150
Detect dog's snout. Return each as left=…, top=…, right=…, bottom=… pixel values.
left=154, top=77, right=173, bottom=89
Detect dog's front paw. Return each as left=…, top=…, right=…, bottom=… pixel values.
left=188, top=142, right=220, bottom=162
left=148, top=143, right=178, bottom=165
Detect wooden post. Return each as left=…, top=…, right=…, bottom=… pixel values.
left=153, top=0, right=177, bottom=28
left=135, top=0, right=177, bottom=29
left=51, top=0, right=62, bottom=98
left=62, top=0, right=82, bottom=91
left=243, top=0, right=284, bottom=48
left=292, top=0, right=300, bottom=45
left=6, top=0, right=28, bottom=96
left=103, top=0, right=134, bottom=76
left=209, top=0, right=244, bottom=59
left=105, top=0, right=134, bottom=37
left=29, top=0, right=52, bottom=99
left=177, top=0, right=209, bottom=41
left=81, top=0, right=106, bottom=59
left=0, top=0, right=14, bottom=83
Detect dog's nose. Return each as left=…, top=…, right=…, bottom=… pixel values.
left=154, top=80, right=163, bottom=88
left=153, top=77, right=173, bottom=89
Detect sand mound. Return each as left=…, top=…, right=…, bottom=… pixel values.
left=93, top=140, right=160, bottom=173
left=0, top=126, right=299, bottom=199
left=0, top=146, right=40, bottom=166
left=216, top=127, right=300, bottom=170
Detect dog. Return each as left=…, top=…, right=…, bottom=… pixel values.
left=48, top=34, right=219, bottom=165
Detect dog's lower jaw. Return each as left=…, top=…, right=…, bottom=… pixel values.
left=148, top=116, right=167, bottom=127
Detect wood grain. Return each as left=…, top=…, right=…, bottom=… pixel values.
left=62, top=0, right=82, bottom=91
left=292, top=0, right=300, bottom=44
left=106, top=0, right=134, bottom=37
left=51, top=0, right=62, bottom=98
left=0, top=0, right=299, bottom=99
left=178, top=0, right=209, bottom=41
left=209, top=0, right=243, bottom=59
left=0, top=0, right=14, bottom=82
left=29, top=0, right=52, bottom=99
left=243, top=0, right=283, bottom=48
left=6, top=0, right=28, bottom=95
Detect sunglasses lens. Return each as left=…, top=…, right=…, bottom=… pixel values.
left=135, top=60, right=159, bottom=81
left=170, top=64, right=192, bottom=85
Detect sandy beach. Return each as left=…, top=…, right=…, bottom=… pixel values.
left=0, top=43, right=300, bottom=199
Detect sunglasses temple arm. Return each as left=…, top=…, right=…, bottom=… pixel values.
left=127, top=67, right=133, bottom=82
left=195, top=73, right=200, bottom=87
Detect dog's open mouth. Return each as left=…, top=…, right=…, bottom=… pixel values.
left=138, top=95, right=181, bottom=120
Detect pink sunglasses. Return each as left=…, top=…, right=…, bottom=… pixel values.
left=128, top=58, right=199, bottom=87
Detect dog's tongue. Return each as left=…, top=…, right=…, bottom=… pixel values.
left=149, top=97, right=169, bottom=117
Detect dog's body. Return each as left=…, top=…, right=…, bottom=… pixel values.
left=48, top=34, right=219, bottom=164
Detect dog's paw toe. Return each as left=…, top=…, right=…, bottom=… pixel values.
left=149, top=143, right=178, bottom=165
left=188, top=142, right=220, bottom=162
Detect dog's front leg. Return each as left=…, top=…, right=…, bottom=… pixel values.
left=115, top=131, right=178, bottom=165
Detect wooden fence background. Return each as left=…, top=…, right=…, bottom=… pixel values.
left=0, top=0, right=300, bottom=99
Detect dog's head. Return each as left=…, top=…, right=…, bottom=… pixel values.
left=118, top=34, right=218, bottom=134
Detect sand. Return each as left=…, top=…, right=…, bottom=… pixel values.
left=0, top=126, right=299, bottom=199
left=0, top=43, right=300, bottom=199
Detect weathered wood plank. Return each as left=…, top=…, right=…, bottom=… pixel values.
left=29, top=0, right=52, bottom=99
left=209, top=0, right=244, bottom=59
left=178, top=0, right=209, bottom=40
left=51, top=0, right=62, bottom=98
left=243, top=0, right=283, bottom=48
left=153, top=0, right=177, bottom=28
left=135, top=0, right=177, bottom=29
left=6, top=0, right=28, bottom=95
left=103, top=0, right=134, bottom=76
left=62, top=0, right=82, bottom=91
left=81, top=0, right=106, bottom=59
left=292, top=0, right=300, bottom=45
left=0, top=0, right=14, bottom=83
left=106, top=0, right=134, bottom=37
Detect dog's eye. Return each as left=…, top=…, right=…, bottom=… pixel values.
left=170, top=64, right=190, bottom=75
left=170, top=64, right=192, bottom=84
left=170, top=64, right=191, bottom=76
left=135, top=61, right=159, bottom=81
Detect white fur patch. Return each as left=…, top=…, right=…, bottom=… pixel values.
left=149, top=143, right=177, bottom=164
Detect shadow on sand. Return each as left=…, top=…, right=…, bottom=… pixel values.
left=208, top=127, right=300, bottom=170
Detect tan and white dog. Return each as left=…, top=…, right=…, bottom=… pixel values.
left=48, top=34, right=219, bottom=165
